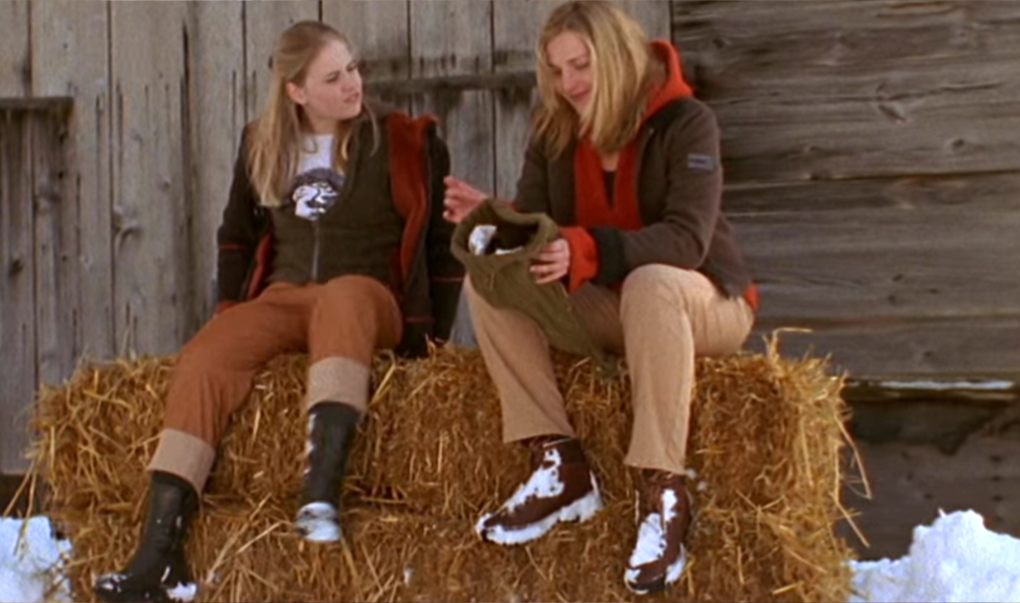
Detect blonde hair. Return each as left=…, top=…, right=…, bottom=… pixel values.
left=533, top=1, right=653, bottom=157
left=248, top=21, right=376, bottom=207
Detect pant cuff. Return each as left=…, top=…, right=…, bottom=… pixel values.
left=502, top=424, right=576, bottom=445
left=622, top=450, right=686, bottom=476
left=306, top=356, right=371, bottom=413
left=148, top=428, right=216, bottom=494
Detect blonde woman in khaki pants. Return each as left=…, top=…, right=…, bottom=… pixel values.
left=443, top=1, right=756, bottom=595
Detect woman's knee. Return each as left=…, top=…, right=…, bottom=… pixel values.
left=176, top=336, right=232, bottom=377
left=314, top=276, right=402, bottom=348
left=319, top=275, right=394, bottom=317
left=622, top=265, right=705, bottom=310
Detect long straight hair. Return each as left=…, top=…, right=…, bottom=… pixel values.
left=533, top=1, right=653, bottom=157
left=248, top=21, right=377, bottom=207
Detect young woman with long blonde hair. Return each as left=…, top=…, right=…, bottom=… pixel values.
left=94, top=21, right=462, bottom=603
left=444, top=1, right=757, bottom=594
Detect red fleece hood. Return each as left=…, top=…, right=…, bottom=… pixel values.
left=643, top=40, right=694, bottom=124
left=561, top=40, right=696, bottom=293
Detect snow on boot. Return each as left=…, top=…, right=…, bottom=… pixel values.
left=295, top=401, right=360, bottom=543
left=476, top=436, right=603, bottom=545
left=93, top=471, right=199, bottom=603
left=624, top=470, right=693, bottom=595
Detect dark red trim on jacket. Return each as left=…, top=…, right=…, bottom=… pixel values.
left=246, top=234, right=275, bottom=301
left=388, top=112, right=435, bottom=289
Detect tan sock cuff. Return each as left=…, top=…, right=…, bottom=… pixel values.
left=306, top=357, right=371, bottom=413
left=147, top=428, right=216, bottom=494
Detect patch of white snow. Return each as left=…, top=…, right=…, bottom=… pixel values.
left=0, top=516, right=73, bottom=603
left=850, top=510, right=1020, bottom=603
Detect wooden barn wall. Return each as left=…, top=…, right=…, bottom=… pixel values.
left=673, top=0, right=1020, bottom=382
left=0, top=0, right=670, bottom=472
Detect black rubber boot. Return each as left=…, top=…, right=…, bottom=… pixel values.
left=295, top=401, right=360, bottom=542
left=93, top=471, right=199, bottom=602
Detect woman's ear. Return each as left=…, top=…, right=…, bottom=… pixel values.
left=286, top=81, right=307, bottom=106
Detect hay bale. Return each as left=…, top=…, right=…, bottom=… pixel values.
left=28, top=342, right=856, bottom=602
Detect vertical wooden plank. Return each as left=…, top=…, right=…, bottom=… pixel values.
left=189, top=1, right=246, bottom=329
left=322, top=0, right=410, bottom=110
left=30, top=0, right=114, bottom=368
left=410, top=0, right=494, bottom=191
left=110, top=1, right=192, bottom=356
left=0, top=1, right=30, bottom=97
left=411, top=0, right=494, bottom=350
left=0, top=113, right=36, bottom=473
left=322, top=0, right=409, bottom=83
left=244, top=1, right=320, bottom=123
left=492, top=1, right=556, bottom=201
left=31, top=111, right=75, bottom=405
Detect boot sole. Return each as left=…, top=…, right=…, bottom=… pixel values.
left=94, top=579, right=197, bottom=603
left=476, top=487, right=604, bottom=546
left=624, top=546, right=688, bottom=595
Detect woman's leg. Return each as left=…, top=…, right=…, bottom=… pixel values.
left=297, top=275, right=403, bottom=542
left=305, top=275, right=402, bottom=413
left=620, top=265, right=753, bottom=474
left=96, top=283, right=311, bottom=603
left=148, top=283, right=312, bottom=493
left=466, top=277, right=602, bottom=545
left=464, top=276, right=574, bottom=442
left=617, top=264, right=754, bottom=594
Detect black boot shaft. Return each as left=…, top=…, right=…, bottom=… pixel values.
left=141, top=472, right=198, bottom=553
left=303, top=401, right=361, bottom=506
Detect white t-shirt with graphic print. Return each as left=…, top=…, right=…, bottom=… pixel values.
left=291, top=133, right=345, bottom=221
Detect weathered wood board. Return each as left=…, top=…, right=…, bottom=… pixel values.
left=30, top=0, right=114, bottom=367
left=0, top=113, right=37, bottom=473
left=109, top=1, right=193, bottom=356
left=188, top=2, right=247, bottom=325
left=243, top=1, right=320, bottom=124
left=410, top=0, right=495, bottom=193
left=674, top=0, right=1020, bottom=381
left=0, top=1, right=30, bottom=97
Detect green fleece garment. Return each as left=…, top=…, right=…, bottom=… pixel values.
left=451, top=200, right=615, bottom=374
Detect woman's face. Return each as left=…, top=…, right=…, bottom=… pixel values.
left=287, top=39, right=363, bottom=133
left=545, top=30, right=594, bottom=114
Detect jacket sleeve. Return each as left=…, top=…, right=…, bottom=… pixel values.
left=588, top=101, right=723, bottom=286
left=215, top=128, right=263, bottom=307
left=424, top=126, right=464, bottom=342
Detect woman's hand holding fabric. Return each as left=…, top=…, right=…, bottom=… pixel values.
left=531, top=237, right=570, bottom=284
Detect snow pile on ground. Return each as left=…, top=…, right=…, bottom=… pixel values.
left=0, top=517, right=72, bottom=603
left=850, top=510, right=1020, bottom=602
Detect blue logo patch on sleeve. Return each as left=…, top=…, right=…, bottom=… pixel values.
left=687, top=153, right=715, bottom=171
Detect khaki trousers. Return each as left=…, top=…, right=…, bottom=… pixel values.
left=466, top=264, right=754, bottom=474
left=148, top=275, right=402, bottom=493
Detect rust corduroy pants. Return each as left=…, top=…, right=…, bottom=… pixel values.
left=148, top=275, right=403, bottom=494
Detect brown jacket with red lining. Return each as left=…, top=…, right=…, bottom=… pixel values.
left=517, top=40, right=757, bottom=310
left=215, top=101, right=463, bottom=357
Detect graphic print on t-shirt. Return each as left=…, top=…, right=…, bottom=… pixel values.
left=290, top=168, right=345, bottom=221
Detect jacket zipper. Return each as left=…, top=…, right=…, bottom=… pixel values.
left=311, top=219, right=321, bottom=282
